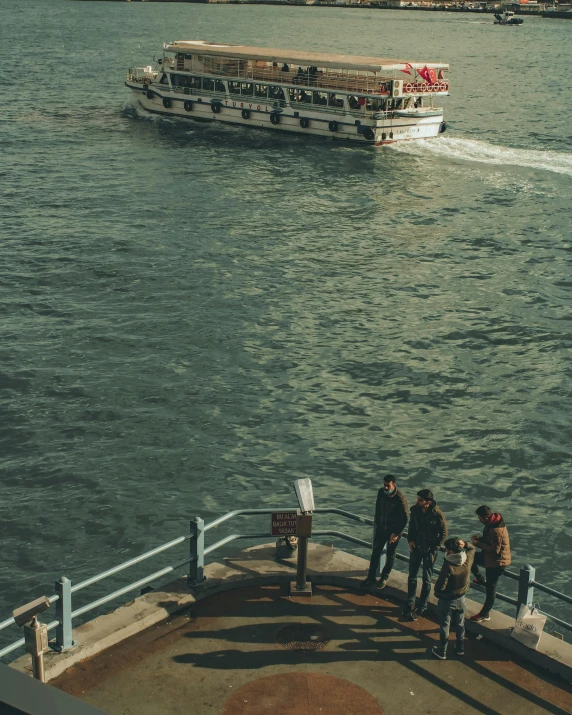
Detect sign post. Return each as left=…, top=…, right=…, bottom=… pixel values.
left=290, top=479, right=315, bottom=597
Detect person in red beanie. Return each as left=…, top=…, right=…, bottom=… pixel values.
left=469, top=505, right=511, bottom=622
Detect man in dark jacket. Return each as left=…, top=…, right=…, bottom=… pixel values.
left=469, top=505, right=511, bottom=622
left=432, top=538, right=475, bottom=659
left=361, top=475, right=408, bottom=589
left=404, top=488, right=447, bottom=620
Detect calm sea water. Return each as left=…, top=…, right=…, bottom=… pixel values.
left=1, top=0, right=572, bottom=645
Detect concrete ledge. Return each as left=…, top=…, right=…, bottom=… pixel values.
left=9, top=543, right=572, bottom=685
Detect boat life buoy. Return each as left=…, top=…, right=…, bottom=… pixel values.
left=328, top=120, right=339, bottom=133
left=162, top=97, right=172, bottom=109
left=363, top=127, right=375, bottom=141
left=241, top=109, right=251, bottom=120
left=270, top=112, right=280, bottom=125
left=211, top=101, right=222, bottom=114
left=444, top=82, right=449, bottom=91
left=439, top=121, right=447, bottom=134
left=404, top=83, right=414, bottom=94
left=300, top=117, right=310, bottom=128
left=184, top=100, right=193, bottom=112
left=419, top=83, right=428, bottom=93
left=146, top=90, right=154, bottom=100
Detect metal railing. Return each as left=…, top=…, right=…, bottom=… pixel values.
left=1, top=507, right=571, bottom=660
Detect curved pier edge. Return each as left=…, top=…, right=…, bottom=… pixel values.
left=8, top=543, right=572, bottom=685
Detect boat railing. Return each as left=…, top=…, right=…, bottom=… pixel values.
left=2, top=506, right=570, bottom=659
left=127, top=66, right=158, bottom=83
left=184, top=60, right=390, bottom=95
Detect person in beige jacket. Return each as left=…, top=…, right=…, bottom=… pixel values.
left=469, top=505, right=511, bottom=622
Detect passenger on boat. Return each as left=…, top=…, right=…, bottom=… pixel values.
left=281, top=63, right=289, bottom=72
left=348, top=95, right=360, bottom=110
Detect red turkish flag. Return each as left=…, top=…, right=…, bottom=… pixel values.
left=400, top=63, right=413, bottom=75
left=418, top=65, right=437, bottom=84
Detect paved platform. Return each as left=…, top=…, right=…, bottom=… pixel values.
left=51, top=582, right=572, bottom=715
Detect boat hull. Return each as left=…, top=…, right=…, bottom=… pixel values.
left=128, top=84, right=444, bottom=146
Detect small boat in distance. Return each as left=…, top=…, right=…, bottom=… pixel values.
left=126, top=41, right=449, bottom=145
left=494, top=10, right=524, bottom=24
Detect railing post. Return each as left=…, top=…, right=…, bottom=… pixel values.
left=516, top=564, right=535, bottom=618
left=188, top=517, right=205, bottom=586
left=54, top=576, right=73, bottom=651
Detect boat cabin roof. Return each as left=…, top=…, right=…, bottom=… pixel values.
left=163, top=41, right=449, bottom=73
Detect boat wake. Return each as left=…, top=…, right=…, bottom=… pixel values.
left=391, top=136, right=572, bottom=177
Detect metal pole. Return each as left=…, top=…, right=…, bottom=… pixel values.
left=28, top=617, right=46, bottom=683
left=516, top=564, right=535, bottom=618
left=188, top=517, right=205, bottom=586
left=54, top=576, right=73, bottom=651
left=296, top=536, right=308, bottom=591
left=31, top=650, right=45, bottom=683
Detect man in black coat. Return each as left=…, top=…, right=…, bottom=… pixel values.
left=404, top=488, right=448, bottom=620
left=361, top=475, right=409, bottom=589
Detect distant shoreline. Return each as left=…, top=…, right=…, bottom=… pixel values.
left=67, top=0, right=572, bottom=17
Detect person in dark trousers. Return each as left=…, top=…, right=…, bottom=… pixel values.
left=361, top=475, right=408, bottom=589
left=404, top=488, right=447, bottom=620
left=432, top=537, right=475, bottom=659
left=469, top=505, right=511, bottom=622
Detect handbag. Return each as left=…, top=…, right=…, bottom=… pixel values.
left=511, top=603, right=546, bottom=650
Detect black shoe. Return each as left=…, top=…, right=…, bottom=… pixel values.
left=455, top=646, right=465, bottom=657
left=360, top=577, right=377, bottom=588
left=402, top=604, right=414, bottom=617
left=377, top=578, right=388, bottom=590
left=409, top=609, right=419, bottom=622
left=414, top=608, right=426, bottom=619
left=432, top=645, right=447, bottom=660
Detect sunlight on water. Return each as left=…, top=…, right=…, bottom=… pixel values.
left=391, top=136, right=572, bottom=177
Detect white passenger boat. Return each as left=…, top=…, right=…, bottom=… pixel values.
left=126, top=41, right=450, bottom=145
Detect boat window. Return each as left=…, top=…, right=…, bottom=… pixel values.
left=202, top=78, right=215, bottom=91
left=216, top=80, right=226, bottom=93
left=328, top=93, right=344, bottom=108
left=184, top=54, right=193, bottom=60
left=288, top=88, right=311, bottom=104
left=255, top=84, right=268, bottom=98
left=367, top=97, right=383, bottom=110
left=228, top=81, right=241, bottom=95
left=312, top=91, right=328, bottom=106
left=240, top=82, right=253, bottom=96
left=268, top=86, right=285, bottom=101
left=190, top=76, right=201, bottom=89
left=172, top=74, right=191, bottom=88
left=159, top=74, right=169, bottom=84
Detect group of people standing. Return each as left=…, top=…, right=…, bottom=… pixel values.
left=362, top=474, right=511, bottom=659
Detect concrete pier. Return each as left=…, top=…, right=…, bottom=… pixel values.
left=11, top=544, right=572, bottom=714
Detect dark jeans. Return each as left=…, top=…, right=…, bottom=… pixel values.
left=437, top=596, right=465, bottom=653
left=367, top=530, right=400, bottom=581
left=472, top=552, right=505, bottom=616
left=407, top=549, right=437, bottom=611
